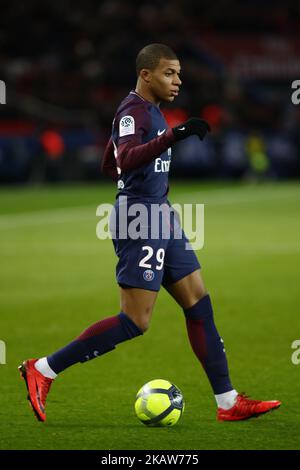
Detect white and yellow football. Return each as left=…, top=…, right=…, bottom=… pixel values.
left=134, top=379, right=185, bottom=427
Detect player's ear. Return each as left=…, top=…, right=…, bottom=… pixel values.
left=140, top=68, right=151, bottom=84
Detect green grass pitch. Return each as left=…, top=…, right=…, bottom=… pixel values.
left=0, top=181, right=299, bottom=450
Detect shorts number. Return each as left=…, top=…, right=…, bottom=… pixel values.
left=156, top=248, right=165, bottom=270
left=139, top=246, right=153, bottom=269
left=139, top=246, right=165, bottom=271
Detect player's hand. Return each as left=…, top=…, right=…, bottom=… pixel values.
left=172, top=118, right=211, bottom=141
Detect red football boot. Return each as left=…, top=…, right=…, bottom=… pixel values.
left=18, top=359, right=53, bottom=422
left=217, top=393, right=281, bottom=421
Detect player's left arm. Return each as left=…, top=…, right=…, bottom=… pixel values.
left=117, top=129, right=175, bottom=172
left=116, top=111, right=210, bottom=173
left=115, top=104, right=176, bottom=172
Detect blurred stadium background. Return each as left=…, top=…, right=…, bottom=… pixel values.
left=1, top=0, right=300, bottom=184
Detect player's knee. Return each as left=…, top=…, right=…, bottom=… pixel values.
left=183, top=271, right=208, bottom=307
left=185, top=288, right=208, bottom=310
left=196, top=288, right=208, bottom=302
left=125, top=312, right=151, bottom=333
left=138, top=322, right=150, bottom=333
left=135, top=316, right=150, bottom=333
left=194, top=276, right=208, bottom=299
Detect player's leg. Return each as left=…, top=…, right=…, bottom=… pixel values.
left=161, top=203, right=240, bottom=410
left=164, top=263, right=281, bottom=420
left=164, top=268, right=207, bottom=309
left=18, top=288, right=155, bottom=422
left=119, top=286, right=158, bottom=332
left=19, top=203, right=163, bottom=421
left=27, top=288, right=157, bottom=379
left=164, top=268, right=237, bottom=408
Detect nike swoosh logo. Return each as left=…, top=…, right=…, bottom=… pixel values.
left=178, top=126, right=185, bottom=131
left=36, top=383, right=45, bottom=413
left=157, top=129, right=166, bottom=136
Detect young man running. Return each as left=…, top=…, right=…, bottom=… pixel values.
left=19, top=44, right=281, bottom=423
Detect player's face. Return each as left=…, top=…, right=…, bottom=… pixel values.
left=149, top=58, right=182, bottom=103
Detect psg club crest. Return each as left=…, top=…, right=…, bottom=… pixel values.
left=143, top=269, right=155, bottom=281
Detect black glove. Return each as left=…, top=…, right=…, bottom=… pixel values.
left=172, top=118, right=211, bottom=141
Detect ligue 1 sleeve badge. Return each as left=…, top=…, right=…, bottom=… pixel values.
left=143, top=269, right=155, bottom=281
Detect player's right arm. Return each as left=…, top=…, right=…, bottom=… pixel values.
left=101, top=137, right=118, bottom=181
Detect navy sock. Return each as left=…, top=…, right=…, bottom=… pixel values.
left=47, top=312, right=143, bottom=374
left=184, top=295, right=233, bottom=394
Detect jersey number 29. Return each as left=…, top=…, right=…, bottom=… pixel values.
left=139, top=246, right=165, bottom=271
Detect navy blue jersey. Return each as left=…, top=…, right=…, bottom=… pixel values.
left=104, top=91, right=201, bottom=291
left=111, top=91, right=173, bottom=201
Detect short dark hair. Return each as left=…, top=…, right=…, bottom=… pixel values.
left=136, top=43, right=178, bottom=76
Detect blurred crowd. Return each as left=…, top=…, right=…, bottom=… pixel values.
left=0, top=0, right=300, bottom=183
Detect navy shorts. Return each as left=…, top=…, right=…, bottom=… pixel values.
left=110, top=198, right=201, bottom=292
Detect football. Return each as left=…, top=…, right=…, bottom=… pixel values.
left=134, top=379, right=185, bottom=427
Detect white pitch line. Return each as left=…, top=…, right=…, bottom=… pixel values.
left=172, top=188, right=300, bottom=205
left=0, top=187, right=299, bottom=230
left=0, top=205, right=96, bottom=229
